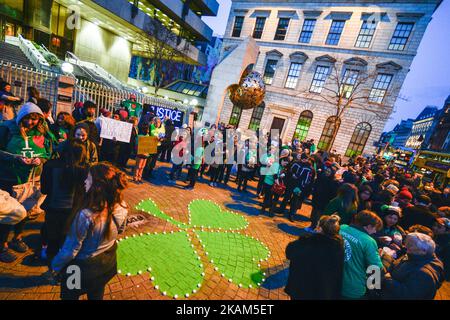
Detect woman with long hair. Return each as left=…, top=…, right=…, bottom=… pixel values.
left=324, top=183, right=359, bottom=225
left=49, top=162, right=128, bottom=300
left=51, top=112, right=76, bottom=144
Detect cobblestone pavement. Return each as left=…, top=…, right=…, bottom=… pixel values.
left=0, top=162, right=449, bottom=300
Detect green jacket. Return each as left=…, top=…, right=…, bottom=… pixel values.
left=122, top=99, right=142, bottom=118
left=340, top=224, right=383, bottom=299
left=0, top=120, right=52, bottom=184
left=263, top=162, right=281, bottom=186
left=324, top=197, right=357, bottom=225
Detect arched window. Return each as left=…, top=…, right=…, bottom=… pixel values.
left=318, top=116, right=341, bottom=151
left=345, top=122, right=372, bottom=157
left=293, top=110, right=313, bottom=142
left=229, top=104, right=242, bottom=126
left=248, top=102, right=266, bottom=131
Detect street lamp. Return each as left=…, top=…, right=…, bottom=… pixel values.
left=190, top=99, right=198, bottom=106
left=61, top=62, right=74, bottom=74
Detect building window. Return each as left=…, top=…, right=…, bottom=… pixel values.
left=355, top=20, right=377, bottom=48
left=232, top=16, right=245, bottom=38
left=252, top=17, right=266, bottom=39
left=389, top=22, right=414, bottom=51
left=229, top=104, right=243, bottom=126
left=299, top=19, right=316, bottom=43
left=310, top=65, right=330, bottom=93
left=345, top=122, right=372, bottom=157
left=293, top=110, right=313, bottom=142
left=248, top=102, right=266, bottom=131
left=263, top=59, right=278, bottom=85
left=369, top=73, right=393, bottom=103
left=341, top=69, right=359, bottom=98
left=318, top=116, right=341, bottom=151
left=274, top=18, right=290, bottom=41
left=326, top=20, right=345, bottom=45
left=285, top=62, right=303, bottom=89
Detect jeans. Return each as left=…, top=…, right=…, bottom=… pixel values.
left=0, top=220, right=26, bottom=246
left=261, top=183, right=280, bottom=215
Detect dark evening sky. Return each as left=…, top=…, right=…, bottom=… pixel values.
left=203, top=0, right=450, bottom=132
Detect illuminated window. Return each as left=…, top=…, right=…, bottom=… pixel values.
left=345, top=122, right=372, bottom=157
left=293, top=111, right=313, bottom=142
left=318, top=116, right=341, bottom=150
left=229, top=104, right=242, bottom=126
left=248, top=103, right=266, bottom=131
left=341, top=69, right=359, bottom=98
left=263, top=59, right=278, bottom=85
left=369, top=73, right=393, bottom=103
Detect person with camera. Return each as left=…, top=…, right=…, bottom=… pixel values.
left=0, top=82, right=23, bottom=121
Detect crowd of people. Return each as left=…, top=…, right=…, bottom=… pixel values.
left=1, top=81, right=450, bottom=300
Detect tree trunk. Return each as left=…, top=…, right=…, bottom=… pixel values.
left=327, top=117, right=341, bottom=152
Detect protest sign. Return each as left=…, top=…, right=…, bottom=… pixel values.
left=100, top=118, right=133, bottom=143
left=138, top=136, right=158, bottom=155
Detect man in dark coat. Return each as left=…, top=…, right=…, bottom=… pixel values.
left=400, top=195, right=438, bottom=230
left=308, top=162, right=340, bottom=230
left=382, top=232, right=444, bottom=300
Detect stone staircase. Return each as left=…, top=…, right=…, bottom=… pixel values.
left=0, top=41, right=35, bottom=69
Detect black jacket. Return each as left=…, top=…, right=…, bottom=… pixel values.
left=382, top=253, right=444, bottom=300
left=311, top=174, right=339, bottom=210
left=400, top=205, right=438, bottom=230
left=285, top=233, right=344, bottom=300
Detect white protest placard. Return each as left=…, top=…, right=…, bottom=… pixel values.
left=100, top=117, right=133, bottom=143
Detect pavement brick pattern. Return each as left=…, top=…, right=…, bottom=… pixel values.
left=0, top=162, right=449, bottom=300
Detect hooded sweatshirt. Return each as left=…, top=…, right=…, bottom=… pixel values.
left=0, top=102, right=52, bottom=184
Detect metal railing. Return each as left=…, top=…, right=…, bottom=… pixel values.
left=0, top=61, right=189, bottom=117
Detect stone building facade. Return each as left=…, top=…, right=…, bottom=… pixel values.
left=206, top=0, right=442, bottom=156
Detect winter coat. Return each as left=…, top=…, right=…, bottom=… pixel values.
left=382, top=253, right=444, bottom=299
left=285, top=233, right=344, bottom=300
left=311, top=174, right=340, bottom=210
left=400, top=205, right=438, bottom=230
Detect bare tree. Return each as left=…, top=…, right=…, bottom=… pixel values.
left=300, top=58, right=402, bottom=152
left=137, top=13, right=191, bottom=95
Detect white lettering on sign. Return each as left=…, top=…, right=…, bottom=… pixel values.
left=150, top=106, right=183, bottom=125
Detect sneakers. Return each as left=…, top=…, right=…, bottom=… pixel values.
left=9, top=239, right=29, bottom=253
left=0, top=248, right=17, bottom=263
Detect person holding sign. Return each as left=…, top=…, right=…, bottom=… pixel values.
left=143, top=117, right=165, bottom=180
left=133, top=122, right=154, bottom=184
